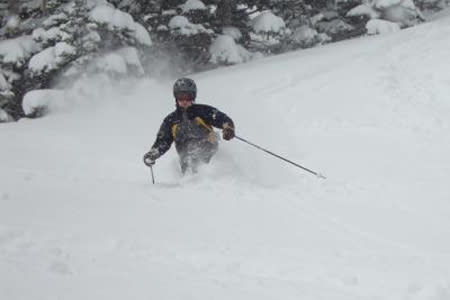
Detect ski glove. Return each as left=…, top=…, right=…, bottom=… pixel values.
left=143, top=148, right=159, bottom=167
left=222, top=123, right=235, bottom=141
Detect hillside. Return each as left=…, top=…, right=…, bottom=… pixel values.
left=1, top=12, right=450, bottom=300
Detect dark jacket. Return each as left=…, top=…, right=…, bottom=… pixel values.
left=151, top=103, right=234, bottom=158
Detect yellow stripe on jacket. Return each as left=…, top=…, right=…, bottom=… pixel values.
left=171, top=117, right=217, bottom=143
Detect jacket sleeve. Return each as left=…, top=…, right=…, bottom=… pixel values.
left=201, top=105, right=234, bottom=129
left=150, top=115, right=174, bottom=157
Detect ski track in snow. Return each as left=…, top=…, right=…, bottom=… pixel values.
left=1, top=13, right=450, bottom=300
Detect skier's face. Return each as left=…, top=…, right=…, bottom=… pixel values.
left=176, top=93, right=194, bottom=109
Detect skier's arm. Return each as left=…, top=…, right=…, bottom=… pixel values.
left=149, top=117, right=174, bottom=158
left=201, top=105, right=235, bottom=140
left=202, top=105, right=234, bottom=129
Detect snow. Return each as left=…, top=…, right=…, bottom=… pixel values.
left=86, top=0, right=109, bottom=9
left=89, top=4, right=152, bottom=46
left=366, top=19, right=402, bottom=34
left=134, top=23, right=153, bottom=46
left=347, top=4, right=381, bottom=19
left=29, top=42, right=76, bottom=74
left=162, top=9, right=177, bottom=16
left=400, top=0, right=417, bottom=10
left=32, top=27, right=71, bottom=44
left=348, top=1, right=420, bottom=26
left=21, top=0, right=45, bottom=10
left=168, top=15, right=211, bottom=35
left=88, top=47, right=144, bottom=75
left=116, top=47, right=145, bottom=75
left=316, top=19, right=355, bottom=35
left=0, top=71, right=10, bottom=90
left=179, top=0, right=206, bottom=12
left=5, top=15, right=20, bottom=30
left=251, top=11, right=286, bottom=33
left=21, top=89, right=66, bottom=115
left=157, top=24, right=169, bottom=31
left=0, top=36, right=40, bottom=67
left=222, top=26, right=243, bottom=41
left=382, top=4, right=422, bottom=26
left=2, top=12, right=450, bottom=300
left=95, top=53, right=128, bottom=74
left=168, top=15, right=191, bottom=29
left=0, top=108, right=12, bottom=122
left=375, top=0, right=416, bottom=9
left=209, top=35, right=252, bottom=65
left=291, top=26, right=319, bottom=46
left=42, top=13, right=68, bottom=28
left=428, top=6, right=450, bottom=20
left=374, top=0, right=403, bottom=9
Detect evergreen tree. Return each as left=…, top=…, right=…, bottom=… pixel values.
left=1, top=0, right=152, bottom=119
left=0, top=0, right=46, bottom=119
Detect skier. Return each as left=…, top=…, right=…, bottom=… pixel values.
left=143, top=78, right=235, bottom=174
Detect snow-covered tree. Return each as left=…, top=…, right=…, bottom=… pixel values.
left=249, top=10, right=289, bottom=54
left=0, top=0, right=152, bottom=119
left=345, top=0, right=425, bottom=36
left=375, top=0, right=425, bottom=26
left=1, top=0, right=449, bottom=121
left=415, top=0, right=450, bottom=14
left=209, top=34, right=253, bottom=65
left=0, top=0, right=43, bottom=120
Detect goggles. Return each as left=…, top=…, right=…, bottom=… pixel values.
left=175, top=92, right=195, bottom=101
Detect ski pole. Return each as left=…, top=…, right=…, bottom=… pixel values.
left=149, top=165, right=155, bottom=184
left=235, top=135, right=326, bottom=179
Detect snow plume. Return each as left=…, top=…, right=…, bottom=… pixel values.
left=23, top=71, right=171, bottom=118
left=222, top=26, right=243, bottom=41
left=67, top=47, right=145, bottom=77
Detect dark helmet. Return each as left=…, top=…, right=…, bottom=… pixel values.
left=173, top=77, right=197, bottom=100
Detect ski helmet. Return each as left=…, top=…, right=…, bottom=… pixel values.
left=173, top=78, right=197, bottom=100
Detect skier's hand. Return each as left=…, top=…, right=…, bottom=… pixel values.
left=222, top=123, right=235, bottom=141
left=143, top=149, right=159, bottom=167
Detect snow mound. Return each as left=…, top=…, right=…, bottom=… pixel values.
left=366, top=19, right=401, bottom=34
left=347, top=4, right=381, bottom=19
left=179, top=0, right=206, bottom=12
left=251, top=11, right=286, bottom=33
left=22, top=89, right=66, bottom=115
left=209, top=35, right=252, bottom=65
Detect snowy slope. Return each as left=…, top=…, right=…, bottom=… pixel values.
left=1, top=14, right=450, bottom=300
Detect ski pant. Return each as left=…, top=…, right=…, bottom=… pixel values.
left=177, top=139, right=218, bottom=174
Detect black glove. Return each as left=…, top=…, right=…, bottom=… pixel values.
left=222, top=123, right=235, bottom=141
left=143, top=148, right=159, bottom=166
